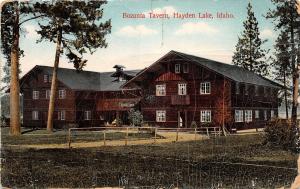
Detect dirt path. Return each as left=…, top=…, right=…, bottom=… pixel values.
left=5, top=132, right=208, bottom=149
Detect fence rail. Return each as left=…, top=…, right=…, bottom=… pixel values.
left=67, top=126, right=222, bottom=148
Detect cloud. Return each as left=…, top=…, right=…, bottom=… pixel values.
left=143, top=6, right=176, bottom=17
left=174, top=22, right=218, bottom=35
left=24, top=25, right=38, bottom=39
left=261, top=28, right=274, bottom=39
left=116, top=25, right=158, bottom=37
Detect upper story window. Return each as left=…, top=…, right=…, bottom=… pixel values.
left=235, top=110, right=243, bottom=122
left=178, top=83, right=187, bottom=95
left=255, top=86, right=259, bottom=96
left=44, top=74, right=52, bottom=83
left=58, top=110, right=66, bottom=120
left=156, top=110, right=166, bottom=122
left=84, top=110, right=92, bottom=120
left=175, top=64, right=180, bottom=73
left=183, top=64, right=189, bottom=73
left=245, top=84, right=249, bottom=95
left=46, top=90, right=51, bottom=99
left=200, top=82, right=211, bottom=94
left=245, top=110, right=252, bottom=122
left=235, top=82, right=240, bottom=94
left=58, top=89, right=66, bottom=99
left=200, top=110, right=211, bottom=123
left=33, top=91, right=39, bottom=99
left=32, top=111, right=39, bottom=120
left=156, top=84, right=166, bottom=96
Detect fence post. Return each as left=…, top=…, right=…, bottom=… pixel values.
left=194, top=128, right=197, bottom=141
left=125, top=127, right=128, bottom=146
left=214, top=127, right=216, bottom=137
left=68, top=128, right=71, bottom=148
left=154, top=127, right=157, bottom=143
left=103, top=130, right=106, bottom=146
left=176, top=128, right=179, bottom=142
left=206, top=128, right=209, bottom=137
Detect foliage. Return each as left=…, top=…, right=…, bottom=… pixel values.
left=190, top=121, right=197, bottom=128
left=128, top=109, right=143, bottom=126
left=264, top=119, right=299, bottom=152
left=232, top=2, right=269, bottom=76
left=33, top=1, right=111, bottom=70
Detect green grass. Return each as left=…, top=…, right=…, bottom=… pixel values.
left=1, top=129, right=298, bottom=188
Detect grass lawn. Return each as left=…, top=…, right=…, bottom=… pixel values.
left=1, top=129, right=298, bottom=188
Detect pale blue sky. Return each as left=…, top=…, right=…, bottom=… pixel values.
left=6, top=0, right=283, bottom=76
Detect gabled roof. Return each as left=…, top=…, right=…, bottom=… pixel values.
left=123, top=50, right=282, bottom=89
left=21, top=65, right=141, bottom=91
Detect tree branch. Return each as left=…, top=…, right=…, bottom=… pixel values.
left=18, top=14, right=47, bottom=26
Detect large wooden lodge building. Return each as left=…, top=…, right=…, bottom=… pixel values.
left=20, top=51, right=281, bottom=130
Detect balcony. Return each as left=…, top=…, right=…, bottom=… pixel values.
left=171, top=95, right=190, bottom=105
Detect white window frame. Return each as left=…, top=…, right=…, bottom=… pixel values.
left=33, top=90, right=39, bottom=100
left=44, top=74, right=49, bottom=83
left=156, top=110, right=166, bottom=122
left=264, top=110, right=268, bottom=120
left=156, top=84, right=166, bottom=96
left=58, top=110, right=66, bottom=120
left=59, top=89, right=66, bottom=99
left=32, top=111, right=39, bottom=120
left=255, top=110, right=259, bottom=119
left=178, top=83, right=187, bottom=95
left=200, top=82, right=211, bottom=95
left=46, top=90, right=51, bottom=99
left=183, top=64, right=189, bottom=73
left=235, top=110, right=243, bottom=122
left=84, top=110, right=92, bottom=120
left=245, top=110, right=252, bottom=122
left=175, top=64, right=180, bottom=73
left=201, top=110, right=211, bottom=123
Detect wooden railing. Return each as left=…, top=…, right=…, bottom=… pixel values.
left=171, top=95, right=190, bottom=105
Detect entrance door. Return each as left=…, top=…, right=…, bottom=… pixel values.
left=178, top=111, right=187, bottom=128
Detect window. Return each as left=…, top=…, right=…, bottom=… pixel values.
left=235, top=110, right=243, bottom=122
left=255, top=86, right=259, bottom=96
left=156, top=110, right=166, bottom=122
left=183, top=64, right=189, bottom=73
left=236, top=82, right=240, bottom=94
left=33, top=91, right=39, bottom=99
left=178, top=83, right=187, bottom=95
left=84, top=111, right=91, bottom=120
left=32, top=111, right=39, bottom=120
left=175, top=64, right=180, bottom=73
left=156, top=84, right=166, bottom=96
left=46, top=90, right=51, bottom=99
left=44, top=74, right=49, bottom=83
left=245, top=110, right=252, bottom=122
left=201, top=110, right=211, bottom=123
left=200, top=82, right=211, bottom=94
left=255, top=110, right=259, bottom=119
left=264, top=110, right=267, bottom=120
left=58, top=110, right=66, bottom=120
left=245, top=84, right=249, bottom=95
left=271, top=110, right=275, bottom=119
left=59, top=89, right=66, bottom=99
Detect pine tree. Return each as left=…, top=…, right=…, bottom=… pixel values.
left=33, top=1, right=111, bottom=132
left=232, top=2, right=269, bottom=76
left=1, top=2, right=46, bottom=135
left=272, top=29, right=292, bottom=119
left=267, top=0, right=300, bottom=127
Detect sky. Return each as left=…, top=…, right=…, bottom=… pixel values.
left=2, top=0, right=300, bottom=77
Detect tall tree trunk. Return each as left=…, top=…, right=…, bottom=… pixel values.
left=46, top=26, right=62, bottom=132
left=10, top=2, right=20, bottom=136
left=283, top=72, right=289, bottom=119
left=290, top=15, right=298, bottom=127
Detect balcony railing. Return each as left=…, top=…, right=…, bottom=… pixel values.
left=171, top=95, right=190, bottom=105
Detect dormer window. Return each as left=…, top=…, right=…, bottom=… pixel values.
left=175, top=64, right=180, bottom=73
left=59, top=89, right=66, bottom=99
left=183, top=64, right=189, bottom=73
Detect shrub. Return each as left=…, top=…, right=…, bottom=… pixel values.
left=264, top=119, right=299, bottom=152
left=190, top=121, right=197, bottom=128
left=128, top=109, right=143, bottom=127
